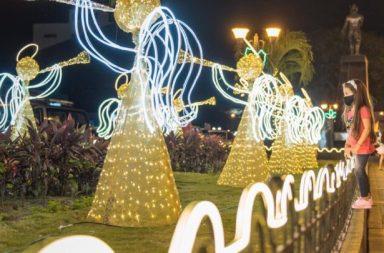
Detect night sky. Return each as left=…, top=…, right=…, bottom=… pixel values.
left=1, top=0, right=384, bottom=129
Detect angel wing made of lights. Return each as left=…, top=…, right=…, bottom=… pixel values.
left=72, top=0, right=205, bottom=134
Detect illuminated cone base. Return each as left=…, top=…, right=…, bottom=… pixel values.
left=303, top=143, right=319, bottom=169
left=268, top=125, right=318, bottom=175
left=88, top=74, right=181, bottom=227
left=11, top=97, right=37, bottom=140
left=218, top=106, right=268, bottom=187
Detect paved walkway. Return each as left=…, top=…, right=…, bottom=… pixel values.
left=368, top=159, right=384, bottom=252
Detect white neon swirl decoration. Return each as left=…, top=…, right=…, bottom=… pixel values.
left=248, top=74, right=285, bottom=141
left=0, top=67, right=62, bottom=133
left=39, top=235, right=114, bottom=253
left=284, top=95, right=325, bottom=144
left=75, top=0, right=136, bottom=74
left=96, top=98, right=121, bottom=139
left=74, top=0, right=204, bottom=134
left=16, top=43, right=39, bottom=62
left=0, top=74, right=24, bottom=132
left=168, top=158, right=355, bottom=253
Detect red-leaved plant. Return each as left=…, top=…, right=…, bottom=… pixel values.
left=0, top=115, right=108, bottom=201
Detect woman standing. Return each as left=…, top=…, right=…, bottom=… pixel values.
left=377, top=123, right=384, bottom=170
left=343, top=79, right=376, bottom=209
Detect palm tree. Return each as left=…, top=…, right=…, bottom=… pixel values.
left=235, top=31, right=315, bottom=86
left=266, top=31, right=315, bottom=86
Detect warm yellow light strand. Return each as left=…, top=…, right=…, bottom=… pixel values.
left=217, top=104, right=269, bottom=187
left=87, top=73, right=181, bottom=227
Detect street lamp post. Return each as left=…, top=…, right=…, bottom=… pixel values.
left=232, top=26, right=281, bottom=77
left=232, top=26, right=281, bottom=52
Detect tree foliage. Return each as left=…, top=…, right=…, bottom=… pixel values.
left=266, top=31, right=315, bottom=86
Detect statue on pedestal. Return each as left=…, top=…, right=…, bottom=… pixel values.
left=342, top=4, right=364, bottom=55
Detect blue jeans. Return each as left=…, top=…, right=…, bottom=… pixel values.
left=354, top=154, right=371, bottom=197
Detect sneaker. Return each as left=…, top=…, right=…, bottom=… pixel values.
left=352, top=198, right=372, bottom=209
left=357, top=196, right=373, bottom=205
left=367, top=197, right=373, bottom=206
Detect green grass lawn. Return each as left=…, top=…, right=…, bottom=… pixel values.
left=0, top=160, right=337, bottom=253
left=0, top=173, right=244, bottom=253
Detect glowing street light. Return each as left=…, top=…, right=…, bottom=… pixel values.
left=232, top=26, right=281, bottom=54
left=266, top=27, right=281, bottom=39
left=320, top=104, right=328, bottom=110
left=332, top=103, right=339, bottom=110
left=232, top=28, right=250, bottom=39
left=230, top=113, right=236, bottom=119
left=321, top=103, right=338, bottom=111
left=321, top=103, right=339, bottom=120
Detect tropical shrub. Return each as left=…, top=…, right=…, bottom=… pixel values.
left=166, top=127, right=229, bottom=173
left=0, top=116, right=108, bottom=200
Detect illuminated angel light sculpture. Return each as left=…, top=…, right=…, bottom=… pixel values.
left=173, top=48, right=276, bottom=187
left=211, top=45, right=285, bottom=186
left=0, top=43, right=90, bottom=140
left=268, top=77, right=324, bottom=174
left=212, top=41, right=324, bottom=185
left=60, top=0, right=207, bottom=226
left=72, top=0, right=204, bottom=134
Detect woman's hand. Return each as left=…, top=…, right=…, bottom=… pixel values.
left=344, top=146, right=352, bottom=159
left=351, top=143, right=362, bottom=154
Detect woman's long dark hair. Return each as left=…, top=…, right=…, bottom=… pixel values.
left=342, top=79, right=376, bottom=142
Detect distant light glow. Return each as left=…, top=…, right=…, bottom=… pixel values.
left=49, top=102, right=62, bottom=107
left=320, top=103, right=328, bottom=110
